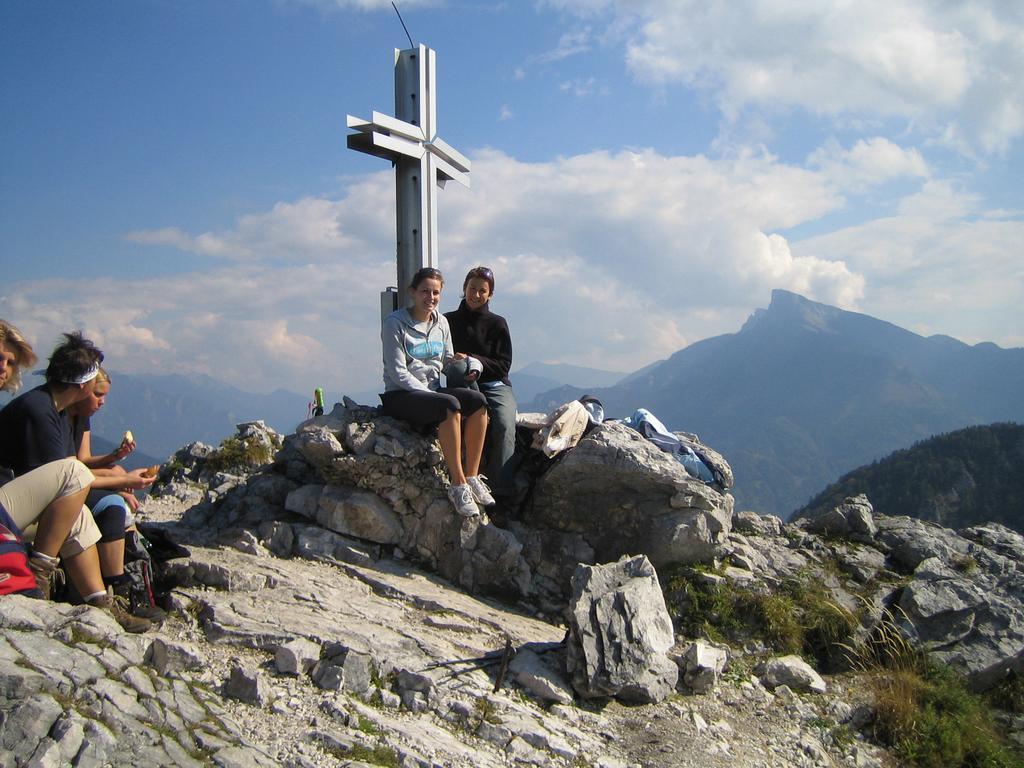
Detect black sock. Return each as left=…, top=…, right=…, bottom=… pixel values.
left=103, top=573, right=131, bottom=588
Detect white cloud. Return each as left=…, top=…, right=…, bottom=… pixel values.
left=809, top=137, right=930, bottom=192
left=499, top=104, right=513, bottom=121
left=435, top=146, right=863, bottom=369
left=793, top=180, right=1024, bottom=344
left=558, top=77, right=607, bottom=97
left=125, top=187, right=393, bottom=263
left=535, top=28, right=592, bottom=64
left=547, top=0, right=1024, bottom=153
left=5, top=145, right=1019, bottom=401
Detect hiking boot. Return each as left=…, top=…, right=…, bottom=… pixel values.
left=447, top=483, right=480, bottom=518
left=89, top=591, right=152, bottom=634
left=27, top=554, right=64, bottom=601
left=466, top=475, right=496, bottom=507
left=112, top=578, right=167, bottom=623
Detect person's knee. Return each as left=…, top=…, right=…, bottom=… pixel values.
left=56, top=457, right=95, bottom=498
left=93, top=500, right=128, bottom=542
left=60, top=508, right=102, bottom=558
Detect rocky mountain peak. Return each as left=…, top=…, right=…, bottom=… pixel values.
left=740, top=289, right=842, bottom=335
left=3, top=411, right=1023, bottom=766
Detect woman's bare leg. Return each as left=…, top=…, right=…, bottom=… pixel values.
left=32, top=487, right=89, bottom=558
left=437, top=410, right=467, bottom=485
left=462, top=408, right=488, bottom=478
left=63, top=546, right=106, bottom=598
left=97, top=541, right=125, bottom=578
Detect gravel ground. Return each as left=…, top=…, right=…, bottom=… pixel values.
left=133, top=491, right=896, bottom=768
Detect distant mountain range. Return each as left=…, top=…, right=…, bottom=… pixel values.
left=85, top=372, right=309, bottom=462
left=511, top=362, right=628, bottom=405
left=794, top=423, right=1024, bottom=532
left=20, top=290, right=1021, bottom=518
left=525, top=290, right=1024, bottom=517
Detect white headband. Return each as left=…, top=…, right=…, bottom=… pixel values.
left=63, top=365, right=100, bottom=385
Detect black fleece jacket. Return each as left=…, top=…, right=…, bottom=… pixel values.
left=444, top=300, right=513, bottom=386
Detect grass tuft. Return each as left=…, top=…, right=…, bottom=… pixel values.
left=843, top=612, right=1024, bottom=767
left=663, top=566, right=858, bottom=669
left=205, top=435, right=278, bottom=474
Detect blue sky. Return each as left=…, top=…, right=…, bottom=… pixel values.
left=2, top=0, right=1022, bottom=401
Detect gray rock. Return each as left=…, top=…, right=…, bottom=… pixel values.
left=225, top=529, right=267, bottom=556
left=71, top=720, right=116, bottom=768
left=6, top=629, right=107, bottom=688
left=284, top=484, right=324, bottom=519
left=680, top=641, right=728, bottom=693
left=293, top=425, right=345, bottom=465
left=530, top=422, right=732, bottom=568
left=508, top=649, right=574, bottom=704
left=275, top=638, right=322, bottom=676
left=961, top=523, right=1024, bottom=562
left=23, top=737, right=62, bottom=768
left=294, top=524, right=379, bottom=566
left=733, top=510, right=783, bottom=537
left=317, top=485, right=402, bottom=544
left=322, top=643, right=374, bottom=695
left=757, top=655, right=827, bottom=694
left=833, top=542, right=887, bottom=583
left=257, top=520, right=295, bottom=558
left=567, top=555, right=678, bottom=703
left=311, top=660, right=344, bottom=691
left=224, top=663, right=268, bottom=706
left=803, top=494, right=876, bottom=542
left=51, top=713, right=86, bottom=763
left=343, top=420, right=378, bottom=455
left=0, top=693, right=62, bottom=766
left=875, top=515, right=971, bottom=572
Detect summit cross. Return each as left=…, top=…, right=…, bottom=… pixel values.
left=346, top=44, right=471, bottom=317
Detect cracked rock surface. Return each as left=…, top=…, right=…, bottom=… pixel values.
left=2, top=491, right=891, bottom=768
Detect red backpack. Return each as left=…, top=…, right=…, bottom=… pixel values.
left=0, top=505, right=39, bottom=596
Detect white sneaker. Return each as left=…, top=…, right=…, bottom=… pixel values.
left=467, top=475, right=496, bottom=506
left=448, top=483, right=480, bottom=517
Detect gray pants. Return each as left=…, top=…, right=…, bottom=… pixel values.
left=481, top=384, right=517, bottom=496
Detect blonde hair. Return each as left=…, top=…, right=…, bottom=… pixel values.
left=0, top=320, right=38, bottom=394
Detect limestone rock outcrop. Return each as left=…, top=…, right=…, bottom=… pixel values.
left=566, top=555, right=678, bottom=703
left=528, top=422, right=734, bottom=568
left=6, top=405, right=1024, bottom=766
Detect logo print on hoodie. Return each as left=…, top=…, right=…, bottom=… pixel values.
left=408, top=340, right=444, bottom=360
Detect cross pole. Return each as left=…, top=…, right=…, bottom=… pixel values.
left=346, top=45, right=471, bottom=321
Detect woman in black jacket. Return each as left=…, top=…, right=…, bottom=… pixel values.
left=445, top=267, right=517, bottom=499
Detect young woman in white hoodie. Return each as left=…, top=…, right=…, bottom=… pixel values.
left=380, top=267, right=495, bottom=518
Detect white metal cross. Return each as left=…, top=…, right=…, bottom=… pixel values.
left=347, top=45, right=471, bottom=316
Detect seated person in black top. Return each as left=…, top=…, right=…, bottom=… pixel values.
left=0, top=329, right=151, bottom=631
left=0, top=323, right=149, bottom=630
left=444, top=267, right=518, bottom=498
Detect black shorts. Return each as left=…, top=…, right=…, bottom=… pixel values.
left=379, top=387, right=487, bottom=430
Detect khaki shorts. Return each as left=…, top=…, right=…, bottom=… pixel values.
left=0, top=458, right=100, bottom=557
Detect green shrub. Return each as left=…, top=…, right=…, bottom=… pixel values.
left=845, top=616, right=1024, bottom=768
left=989, top=672, right=1024, bottom=714
left=356, top=716, right=379, bottom=735
left=205, top=435, right=277, bottom=473
left=663, top=566, right=858, bottom=669
left=342, top=744, right=399, bottom=767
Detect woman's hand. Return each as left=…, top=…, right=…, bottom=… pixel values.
left=121, top=468, right=156, bottom=491
left=115, top=438, right=136, bottom=461
left=118, top=491, right=141, bottom=512
left=452, top=352, right=468, bottom=360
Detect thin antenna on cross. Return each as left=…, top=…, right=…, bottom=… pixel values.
left=391, top=2, right=415, bottom=49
